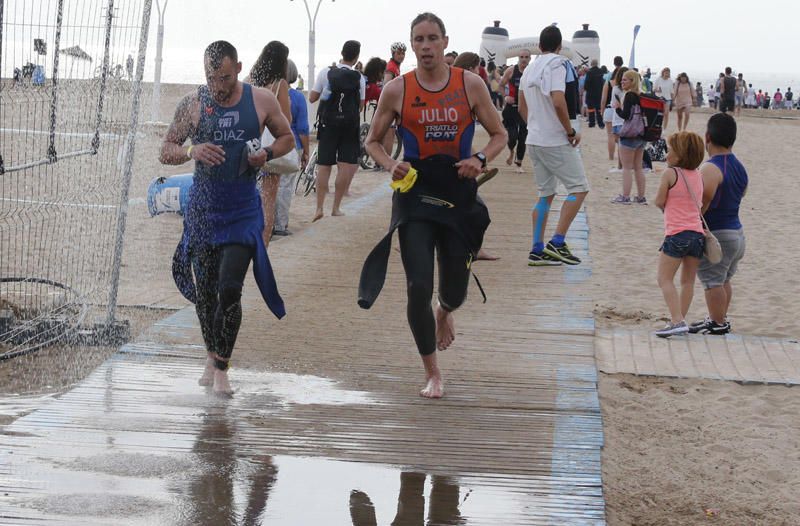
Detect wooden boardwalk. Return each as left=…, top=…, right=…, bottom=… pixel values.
left=596, top=327, right=800, bottom=385
left=1, top=166, right=606, bottom=524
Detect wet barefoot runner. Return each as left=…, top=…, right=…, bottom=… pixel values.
left=359, top=13, right=507, bottom=399
left=160, top=41, right=294, bottom=396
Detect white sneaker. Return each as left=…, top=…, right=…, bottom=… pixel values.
left=655, top=321, right=689, bottom=338
left=608, top=167, right=622, bottom=173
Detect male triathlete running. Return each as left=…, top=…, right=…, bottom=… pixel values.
left=360, top=13, right=507, bottom=399
left=500, top=50, right=531, bottom=170
left=159, top=41, right=294, bottom=396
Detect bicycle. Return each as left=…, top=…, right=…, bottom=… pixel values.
left=294, top=144, right=318, bottom=196
left=358, top=101, right=402, bottom=170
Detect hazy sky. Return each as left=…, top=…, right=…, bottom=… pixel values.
left=146, top=0, right=797, bottom=85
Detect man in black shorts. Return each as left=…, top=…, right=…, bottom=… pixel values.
left=309, top=40, right=366, bottom=221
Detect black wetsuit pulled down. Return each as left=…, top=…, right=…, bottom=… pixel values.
left=358, top=68, right=489, bottom=356
left=501, top=64, right=528, bottom=164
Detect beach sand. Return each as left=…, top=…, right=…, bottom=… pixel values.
left=2, top=83, right=799, bottom=523
left=578, top=109, right=800, bottom=525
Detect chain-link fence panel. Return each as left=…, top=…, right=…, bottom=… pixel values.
left=1, top=0, right=152, bottom=359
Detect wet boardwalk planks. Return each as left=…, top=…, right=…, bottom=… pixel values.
left=1, top=166, right=606, bottom=524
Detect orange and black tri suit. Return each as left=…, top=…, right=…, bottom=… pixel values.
left=358, top=67, right=490, bottom=356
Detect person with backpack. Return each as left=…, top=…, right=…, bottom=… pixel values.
left=309, top=40, right=366, bottom=222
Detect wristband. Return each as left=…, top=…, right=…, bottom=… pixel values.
left=186, top=145, right=193, bottom=159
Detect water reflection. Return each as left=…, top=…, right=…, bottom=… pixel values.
left=181, top=406, right=278, bottom=526
left=350, top=472, right=464, bottom=526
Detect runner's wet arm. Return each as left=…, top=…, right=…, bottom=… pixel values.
left=365, top=80, right=407, bottom=179
left=160, top=93, right=204, bottom=164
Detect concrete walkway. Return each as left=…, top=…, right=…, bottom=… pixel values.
left=1, top=165, right=606, bottom=524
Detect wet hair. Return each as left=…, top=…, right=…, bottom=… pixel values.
left=286, top=59, right=298, bottom=85
left=204, top=41, right=238, bottom=69
left=613, top=66, right=629, bottom=85
left=411, top=12, right=447, bottom=38
left=363, top=57, right=386, bottom=83
left=622, top=70, right=640, bottom=94
left=487, top=60, right=496, bottom=73
left=250, top=41, right=289, bottom=87
left=342, top=40, right=361, bottom=62
left=668, top=131, right=705, bottom=170
left=453, top=52, right=480, bottom=71
left=706, top=112, right=737, bottom=148
left=725, top=66, right=732, bottom=75
left=613, top=56, right=623, bottom=67
left=539, top=25, right=562, bottom=53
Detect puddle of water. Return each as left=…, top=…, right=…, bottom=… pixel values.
left=0, top=393, right=58, bottom=418
left=233, top=370, right=379, bottom=408
left=166, top=456, right=530, bottom=526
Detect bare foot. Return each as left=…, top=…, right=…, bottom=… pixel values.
left=213, top=369, right=234, bottom=397
left=505, top=151, right=514, bottom=165
left=312, top=210, right=324, bottom=222
left=420, top=374, right=444, bottom=399
left=434, top=304, right=455, bottom=351
left=475, top=249, right=500, bottom=261
left=332, top=209, right=345, bottom=217
left=198, top=358, right=214, bottom=387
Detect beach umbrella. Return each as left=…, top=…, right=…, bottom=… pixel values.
left=62, top=45, right=93, bottom=62
left=62, top=45, right=93, bottom=77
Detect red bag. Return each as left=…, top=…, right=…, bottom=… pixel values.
left=639, top=93, right=665, bottom=141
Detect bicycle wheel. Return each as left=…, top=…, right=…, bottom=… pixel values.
left=391, top=128, right=403, bottom=160
left=303, top=150, right=318, bottom=197
left=358, top=122, right=376, bottom=170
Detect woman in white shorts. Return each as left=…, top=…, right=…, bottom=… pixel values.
left=601, top=68, right=626, bottom=165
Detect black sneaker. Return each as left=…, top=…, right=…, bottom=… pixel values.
left=528, top=251, right=562, bottom=266
left=543, top=241, right=581, bottom=265
left=272, top=229, right=292, bottom=237
left=693, top=319, right=731, bottom=335
left=688, top=317, right=710, bottom=334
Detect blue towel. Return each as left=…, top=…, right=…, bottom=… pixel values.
left=172, top=177, right=285, bottom=319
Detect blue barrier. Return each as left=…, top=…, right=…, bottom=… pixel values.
left=147, top=173, right=193, bottom=216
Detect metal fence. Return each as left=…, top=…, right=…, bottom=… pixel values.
left=0, top=0, right=152, bottom=359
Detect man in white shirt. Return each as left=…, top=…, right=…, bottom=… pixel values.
left=518, top=25, right=589, bottom=267
left=309, top=40, right=366, bottom=221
